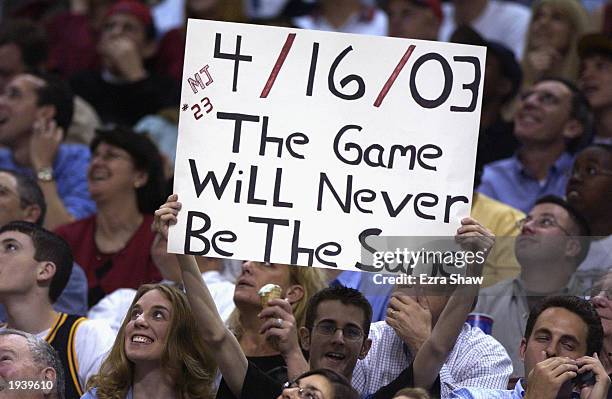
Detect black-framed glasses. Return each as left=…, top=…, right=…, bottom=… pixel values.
left=313, top=321, right=364, bottom=341
left=515, top=215, right=571, bottom=235
left=567, top=165, right=612, bottom=179
left=282, top=380, right=323, bottom=399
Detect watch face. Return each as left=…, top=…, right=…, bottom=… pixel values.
left=37, top=168, right=53, bottom=181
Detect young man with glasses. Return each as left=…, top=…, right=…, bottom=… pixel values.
left=474, top=195, right=591, bottom=378
left=477, top=78, right=592, bottom=213
left=154, top=196, right=494, bottom=398
left=567, top=144, right=612, bottom=287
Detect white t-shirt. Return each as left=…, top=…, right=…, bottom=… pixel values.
left=293, top=6, right=388, bottom=36
left=35, top=318, right=115, bottom=388
left=88, top=271, right=236, bottom=334
left=438, top=0, right=530, bottom=60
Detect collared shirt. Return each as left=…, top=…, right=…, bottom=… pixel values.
left=576, top=235, right=612, bottom=288
left=450, top=379, right=525, bottom=398
left=331, top=271, right=394, bottom=322
left=0, top=144, right=95, bottom=219
left=450, top=379, right=582, bottom=398
left=478, top=152, right=574, bottom=213
left=293, top=6, right=388, bottom=36
left=475, top=276, right=585, bottom=378
left=352, top=322, right=512, bottom=398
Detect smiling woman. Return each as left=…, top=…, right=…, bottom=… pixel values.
left=55, top=126, right=167, bottom=307
left=82, top=283, right=216, bottom=399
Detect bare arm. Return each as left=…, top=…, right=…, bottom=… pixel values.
left=30, top=118, right=75, bottom=229
left=412, top=217, right=493, bottom=389
left=154, top=195, right=247, bottom=397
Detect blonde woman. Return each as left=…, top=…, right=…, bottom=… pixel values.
left=82, top=283, right=216, bottom=399
left=522, top=0, right=591, bottom=86
left=217, top=260, right=326, bottom=394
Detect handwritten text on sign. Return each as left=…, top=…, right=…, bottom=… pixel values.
left=169, top=20, right=486, bottom=273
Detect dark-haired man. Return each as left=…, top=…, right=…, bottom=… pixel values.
left=386, top=0, right=442, bottom=41
left=0, top=168, right=87, bottom=318
left=566, top=144, right=612, bottom=287
left=475, top=195, right=591, bottom=377
left=0, top=73, right=95, bottom=229
left=0, top=19, right=47, bottom=92
left=478, top=78, right=592, bottom=213
left=0, top=221, right=114, bottom=398
left=451, top=296, right=610, bottom=399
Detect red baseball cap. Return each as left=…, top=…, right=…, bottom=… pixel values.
left=105, top=0, right=153, bottom=28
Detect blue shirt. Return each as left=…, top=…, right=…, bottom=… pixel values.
left=450, top=379, right=525, bottom=398
left=331, top=271, right=393, bottom=322
left=0, top=263, right=88, bottom=320
left=0, top=144, right=96, bottom=219
left=451, top=379, right=581, bottom=399
left=477, top=152, right=574, bottom=213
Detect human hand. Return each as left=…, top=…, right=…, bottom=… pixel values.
left=526, top=47, right=561, bottom=74
left=30, top=118, right=62, bottom=171
left=578, top=353, right=611, bottom=399
left=153, top=194, right=181, bottom=241
left=258, top=298, right=301, bottom=357
left=98, top=36, right=147, bottom=81
left=524, top=355, right=578, bottom=399
left=455, top=217, right=495, bottom=258
left=386, top=294, right=431, bottom=354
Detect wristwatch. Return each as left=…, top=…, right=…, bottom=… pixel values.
left=36, top=167, right=54, bottom=182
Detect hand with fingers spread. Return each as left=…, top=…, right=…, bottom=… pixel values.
left=577, top=353, right=611, bottom=399
left=524, top=355, right=579, bottom=399
left=30, top=117, right=63, bottom=171
left=386, top=294, right=431, bottom=354
left=153, top=194, right=181, bottom=241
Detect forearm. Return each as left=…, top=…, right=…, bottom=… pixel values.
left=284, top=350, right=309, bottom=381
left=176, top=254, right=248, bottom=396
left=177, top=254, right=235, bottom=343
left=39, top=181, right=75, bottom=229
left=413, top=268, right=481, bottom=387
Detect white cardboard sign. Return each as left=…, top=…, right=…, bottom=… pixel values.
left=168, top=19, right=486, bottom=273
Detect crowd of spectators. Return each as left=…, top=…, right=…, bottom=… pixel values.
left=0, top=0, right=611, bottom=398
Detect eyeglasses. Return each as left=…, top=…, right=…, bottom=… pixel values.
left=585, top=287, right=612, bottom=300
left=515, top=215, right=571, bottom=235
left=313, top=321, right=364, bottom=341
left=520, top=89, right=561, bottom=106
left=283, top=381, right=322, bottom=399
left=567, top=165, right=612, bottom=179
